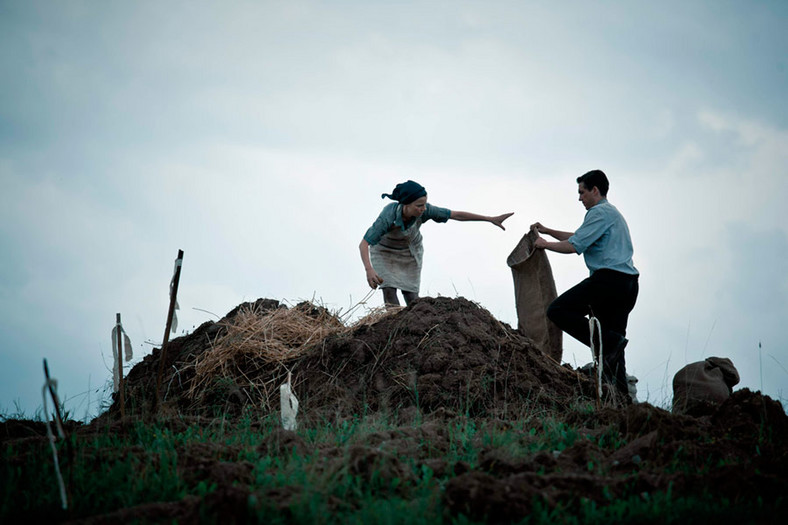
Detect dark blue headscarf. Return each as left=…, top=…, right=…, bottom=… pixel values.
left=381, top=180, right=427, bottom=205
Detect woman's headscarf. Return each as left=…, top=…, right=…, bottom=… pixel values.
left=381, top=180, right=427, bottom=205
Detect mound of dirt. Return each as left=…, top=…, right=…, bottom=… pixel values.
left=109, top=297, right=601, bottom=421
left=292, top=296, right=595, bottom=419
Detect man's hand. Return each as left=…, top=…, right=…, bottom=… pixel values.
left=530, top=222, right=574, bottom=242
left=534, top=236, right=549, bottom=250
left=531, top=222, right=547, bottom=234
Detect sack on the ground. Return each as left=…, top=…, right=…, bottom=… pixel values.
left=507, top=229, right=563, bottom=362
left=672, top=356, right=740, bottom=414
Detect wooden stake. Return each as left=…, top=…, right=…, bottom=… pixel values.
left=116, top=313, right=126, bottom=419
left=43, top=359, right=66, bottom=434
left=42, top=358, right=70, bottom=510
left=154, top=249, right=184, bottom=413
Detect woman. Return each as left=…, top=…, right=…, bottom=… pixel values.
left=359, top=180, right=513, bottom=306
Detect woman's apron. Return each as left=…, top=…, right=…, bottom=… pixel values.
left=369, top=220, right=425, bottom=293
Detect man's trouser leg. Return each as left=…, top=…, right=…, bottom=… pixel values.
left=546, top=277, right=596, bottom=347
left=547, top=270, right=638, bottom=394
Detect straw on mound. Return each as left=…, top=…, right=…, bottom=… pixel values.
left=185, top=301, right=406, bottom=412
left=188, top=302, right=342, bottom=398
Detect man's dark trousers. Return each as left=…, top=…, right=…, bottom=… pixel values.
left=547, top=269, right=639, bottom=394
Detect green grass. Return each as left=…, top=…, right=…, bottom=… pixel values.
left=1, top=407, right=781, bottom=523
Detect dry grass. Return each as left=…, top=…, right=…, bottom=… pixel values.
left=187, top=299, right=403, bottom=407
left=348, top=304, right=404, bottom=328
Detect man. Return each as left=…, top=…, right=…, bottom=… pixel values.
left=532, top=170, right=639, bottom=397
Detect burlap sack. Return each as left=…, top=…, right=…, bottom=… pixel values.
left=672, top=357, right=740, bottom=414
left=507, top=229, right=563, bottom=362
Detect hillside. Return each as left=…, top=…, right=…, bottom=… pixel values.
left=2, top=297, right=786, bottom=523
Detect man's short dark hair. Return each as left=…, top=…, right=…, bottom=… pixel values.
left=577, top=170, right=609, bottom=196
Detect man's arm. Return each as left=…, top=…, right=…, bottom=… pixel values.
left=531, top=222, right=573, bottom=241
left=531, top=223, right=577, bottom=252
left=450, top=210, right=514, bottom=230
left=534, top=237, right=577, bottom=254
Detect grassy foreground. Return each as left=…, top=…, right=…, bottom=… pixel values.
left=2, top=402, right=780, bottom=524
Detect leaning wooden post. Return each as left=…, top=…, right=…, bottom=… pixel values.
left=42, top=359, right=69, bottom=510
left=43, top=359, right=67, bottom=435
left=154, top=249, right=184, bottom=413
left=116, top=313, right=126, bottom=419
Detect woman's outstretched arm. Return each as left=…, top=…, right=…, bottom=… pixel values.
left=450, top=211, right=514, bottom=230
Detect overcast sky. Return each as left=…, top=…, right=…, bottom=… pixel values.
left=2, top=1, right=786, bottom=420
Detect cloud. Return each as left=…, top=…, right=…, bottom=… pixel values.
left=720, top=223, right=788, bottom=320
left=602, top=108, right=788, bottom=406
left=696, top=110, right=788, bottom=226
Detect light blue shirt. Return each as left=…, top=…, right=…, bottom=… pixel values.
left=363, top=202, right=452, bottom=246
left=568, top=199, right=639, bottom=276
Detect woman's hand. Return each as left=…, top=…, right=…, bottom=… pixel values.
left=490, top=212, right=514, bottom=230
left=366, top=268, right=383, bottom=289
left=360, top=239, right=383, bottom=289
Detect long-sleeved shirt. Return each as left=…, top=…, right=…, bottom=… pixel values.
left=568, top=199, right=639, bottom=276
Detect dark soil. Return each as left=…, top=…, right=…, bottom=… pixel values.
left=101, top=296, right=602, bottom=420
left=292, top=296, right=597, bottom=420
left=445, top=391, right=788, bottom=522
left=3, top=297, right=786, bottom=523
